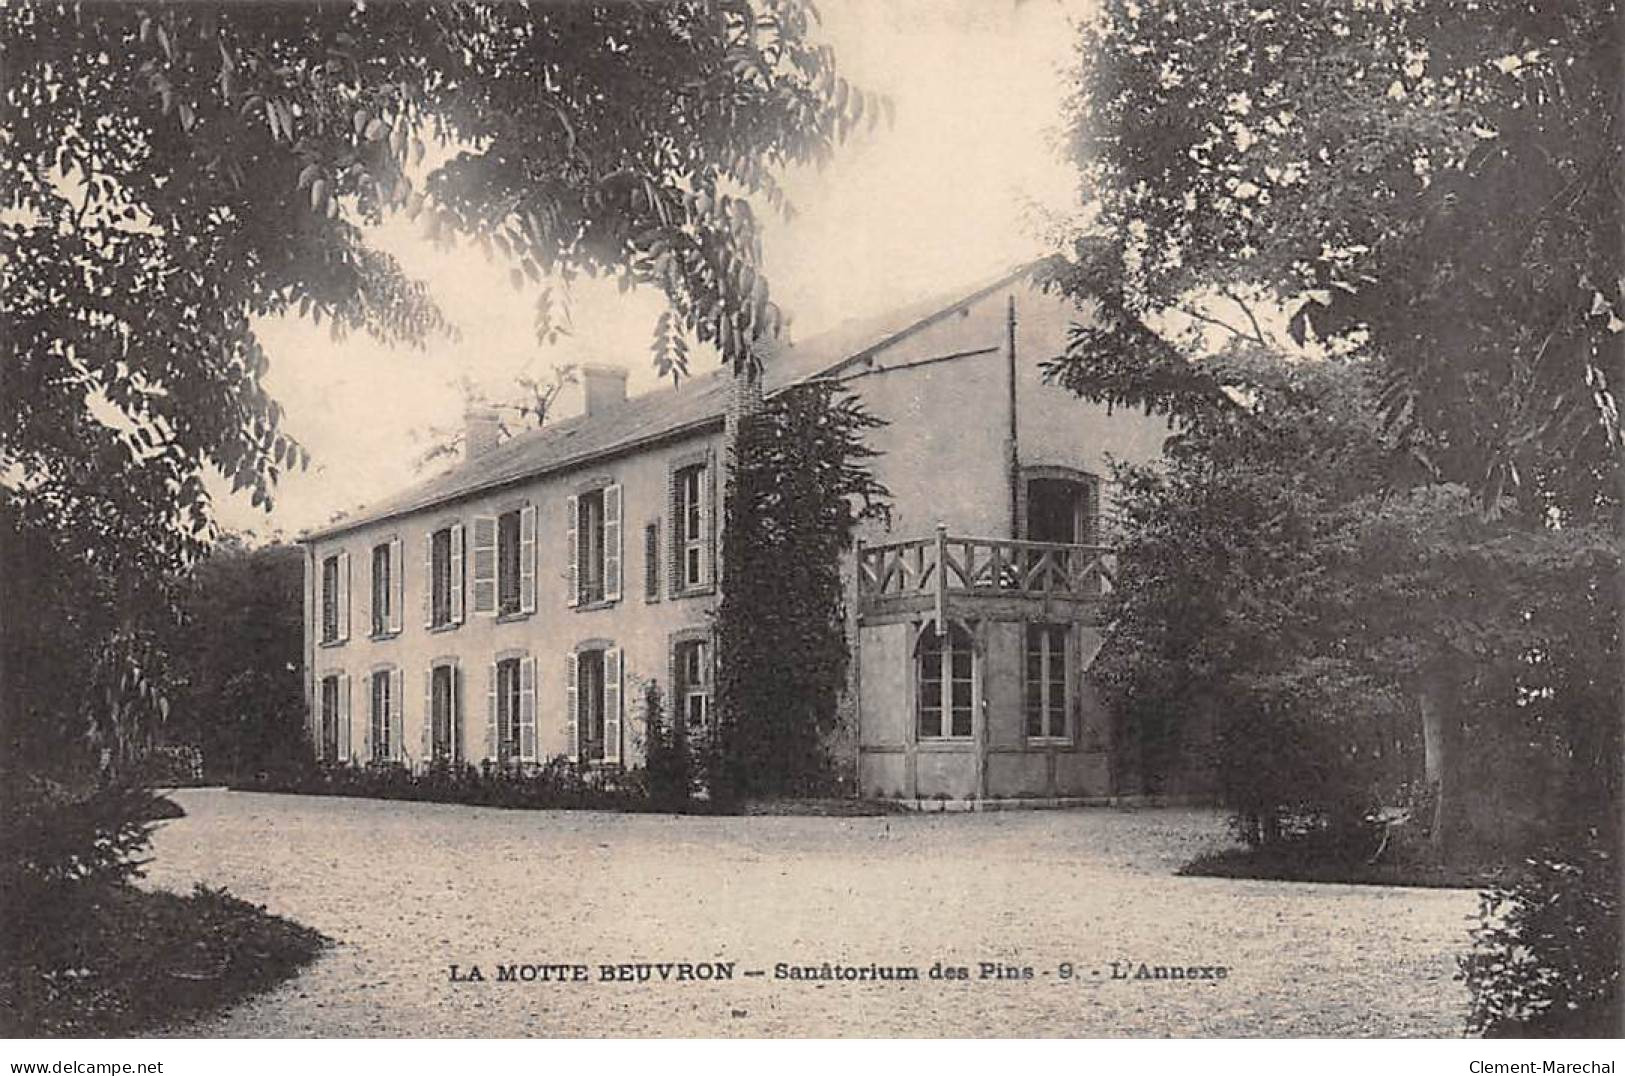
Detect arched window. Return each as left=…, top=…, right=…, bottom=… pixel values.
left=917, top=623, right=975, bottom=740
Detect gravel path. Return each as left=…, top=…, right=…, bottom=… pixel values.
left=141, top=789, right=1477, bottom=1037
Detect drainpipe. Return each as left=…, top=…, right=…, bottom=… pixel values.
left=1005, top=294, right=1020, bottom=539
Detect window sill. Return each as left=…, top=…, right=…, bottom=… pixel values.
left=573, top=598, right=619, bottom=613
left=496, top=609, right=533, bottom=624
left=917, top=737, right=974, bottom=749
left=318, top=637, right=346, bottom=649
left=1024, top=736, right=1075, bottom=749
left=427, top=620, right=461, bottom=635
left=369, top=629, right=401, bottom=642
left=671, top=584, right=716, bottom=600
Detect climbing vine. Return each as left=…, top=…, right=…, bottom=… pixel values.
left=712, top=380, right=890, bottom=800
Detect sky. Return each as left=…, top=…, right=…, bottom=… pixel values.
left=219, top=0, right=1094, bottom=541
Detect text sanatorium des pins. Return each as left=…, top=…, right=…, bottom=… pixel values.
left=448, top=960, right=1232, bottom=984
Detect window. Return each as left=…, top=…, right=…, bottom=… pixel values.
left=497, top=510, right=522, bottom=613
left=426, top=525, right=465, bottom=628
left=670, top=462, right=710, bottom=592
left=577, top=492, right=605, bottom=604
left=319, top=674, right=342, bottom=760
left=917, top=624, right=974, bottom=739
left=369, top=668, right=394, bottom=762
left=644, top=521, right=660, bottom=600
left=674, top=638, right=711, bottom=734
left=1025, top=624, right=1070, bottom=740
left=367, top=544, right=388, bottom=636
left=567, top=484, right=621, bottom=607
left=427, top=663, right=459, bottom=763
left=472, top=506, right=536, bottom=616
left=320, top=551, right=349, bottom=644
left=566, top=645, right=622, bottom=763
left=488, top=655, right=535, bottom=764
left=318, top=672, right=349, bottom=761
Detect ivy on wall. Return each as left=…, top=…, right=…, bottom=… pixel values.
left=711, top=380, right=890, bottom=800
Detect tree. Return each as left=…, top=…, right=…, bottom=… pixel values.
left=1056, top=0, right=1621, bottom=517
left=1048, top=0, right=1622, bottom=859
left=713, top=381, right=888, bottom=800
left=169, top=538, right=306, bottom=779
left=1, top=0, right=877, bottom=763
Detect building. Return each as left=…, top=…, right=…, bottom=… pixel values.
left=297, top=266, right=1171, bottom=804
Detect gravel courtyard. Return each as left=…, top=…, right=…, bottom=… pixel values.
left=142, top=789, right=1477, bottom=1037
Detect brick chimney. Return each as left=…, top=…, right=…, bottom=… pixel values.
left=464, top=404, right=501, bottom=462
left=580, top=364, right=629, bottom=418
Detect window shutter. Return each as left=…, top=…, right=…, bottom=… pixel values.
left=485, top=661, right=498, bottom=763
left=565, top=495, right=579, bottom=608
left=519, top=656, right=537, bottom=761
left=668, top=467, right=682, bottom=597
left=698, top=459, right=713, bottom=587
left=604, top=646, right=622, bottom=764
left=421, top=667, right=433, bottom=766
left=391, top=667, right=404, bottom=762
left=564, top=651, right=579, bottom=762
left=337, top=672, right=351, bottom=761
left=644, top=521, right=660, bottom=600
left=422, top=534, right=435, bottom=628
left=472, top=516, right=497, bottom=614
left=603, top=483, right=622, bottom=602
left=519, top=504, right=537, bottom=614
left=450, top=523, right=466, bottom=623
left=389, top=538, right=404, bottom=634
left=336, top=551, right=351, bottom=642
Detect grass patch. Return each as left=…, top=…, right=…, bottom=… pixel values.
left=740, top=797, right=912, bottom=817
left=1180, top=836, right=1514, bottom=889
left=1, top=881, right=328, bottom=1037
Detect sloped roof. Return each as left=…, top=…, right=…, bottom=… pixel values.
left=300, top=263, right=1032, bottom=542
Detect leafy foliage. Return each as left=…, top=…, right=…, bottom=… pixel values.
left=3, top=0, right=876, bottom=774
left=1089, top=354, right=1618, bottom=848
left=713, top=381, right=889, bottom=800
left=639, top=681, right=694, bottom=811
left=1055, top=0, right=1622, bottom=515
left=167, top=537, right=309, bottom=779
left=1461, top=833, right=1621, bottom=1037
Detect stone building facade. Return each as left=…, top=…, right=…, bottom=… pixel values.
left=299, top=266, right=1170, bottom=803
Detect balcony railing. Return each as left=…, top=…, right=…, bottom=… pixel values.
left=856, top=528, right=1115, bottom=609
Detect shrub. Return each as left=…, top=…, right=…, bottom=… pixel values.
left=641, top=682, right=692, bottom=810
left=1460, top=831, right=1621, bottom=1037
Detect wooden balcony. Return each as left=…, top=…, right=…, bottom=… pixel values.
left=855, top=527, right=1115, bottom=625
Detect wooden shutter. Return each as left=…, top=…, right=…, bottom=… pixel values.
left=604, top=646, right=622, bottom=764
left=698, top=460, right=713, bottom=587
left=565, top=495, right=579, bottom=608
left=390, top=667, right=404, bottom=761
left=519, top=656, right=537, bottom=761
left=519, top=504, right=537, bottom=614
left=389, top=538, right=404, bottom=634
left=668, top=467, right=682, bottom=597
left=450, top=523, right=466, bottom=623
left=472, top=516, right=497, bottom=614
left=421, top=667, right=433, bottom=766
left=336, top=551, right=351, bottom=642
left=564, top=651, right=579, bottom=762
left=422, top=534, right=435, bottom=628
left=644, top=521, right=660, bottom=600
left=337, top=671, right=351, bottom=761
left=485, top=661, right=498, bottom=763
left=603, top=483, right=622, bottom=602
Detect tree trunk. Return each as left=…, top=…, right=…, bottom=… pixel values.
left=1419, top=661, right=1464, bottom=860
